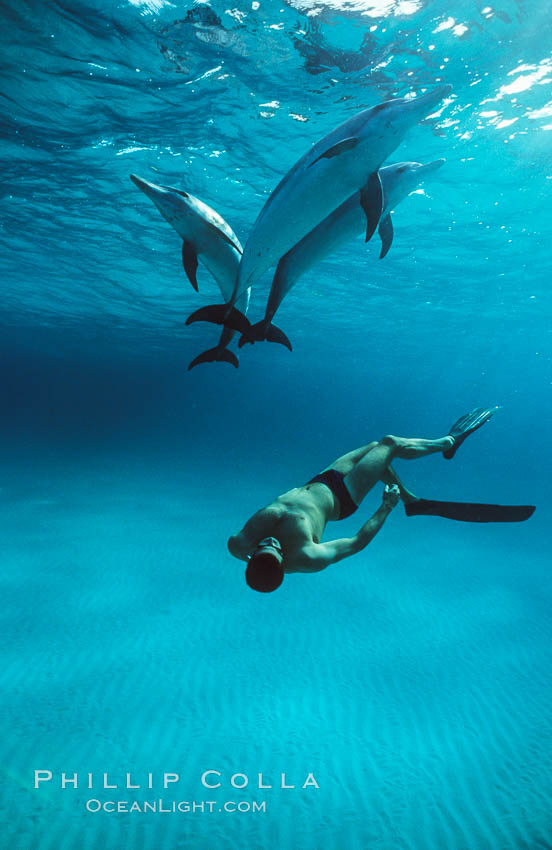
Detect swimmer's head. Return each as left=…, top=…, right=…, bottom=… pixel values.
left=245, top=537, right=284, bottom=593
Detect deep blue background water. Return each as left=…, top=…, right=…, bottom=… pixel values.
left=1, top=1, right=551, bottom=848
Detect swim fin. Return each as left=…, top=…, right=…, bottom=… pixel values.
left=188, top=347, right=239, bottom=371
left=185, top=304, right=252, bottom=336
left=405, top=499, right=535, bottom=523
left=238, top=321, right=292, bottom=351
left=443, top=406, right=500, bottom=459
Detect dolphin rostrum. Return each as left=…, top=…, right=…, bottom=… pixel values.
left=130, top=174, right=250, bottom=369
left=238, top=158, right=445, bottom=348
left=185, top=84, right=451, bottom=333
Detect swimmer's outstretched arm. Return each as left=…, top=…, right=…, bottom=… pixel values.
left=227, top=534, right=249, bottom=561
left=311, top=486, right=400, bottom=570
left=227, top=511, right=274, bottom=561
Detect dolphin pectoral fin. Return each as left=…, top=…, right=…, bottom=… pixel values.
left=360, top=172, right=383, bottom=243
left=238, top=321, right=292, bottom=351
left=188, top=347, right=239, bottom=371
left=378, top=214, right=394, bottom=259
left=204, top=222, right=242, bottom=255
left=185, top=304, right=252, bottom=335
left=182, top=241, right=199, bottom=291
left=310, top=137, right=359, bottom=167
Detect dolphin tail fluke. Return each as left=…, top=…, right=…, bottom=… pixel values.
left=188, top=346, right=239, bottom=371
left=378, top=214, right=394, bottom=259
left=265, top=324, right=292, bottom=350
left=238, top=321, right=292, bottom=351
left=360, top=171, right=384, bottom=243
left=185, top=304, right=252, bottom=335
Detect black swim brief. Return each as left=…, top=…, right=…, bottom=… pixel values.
left=306, top=468, right=358, bottom=520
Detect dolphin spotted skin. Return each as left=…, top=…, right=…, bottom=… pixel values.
left=186, top=84, right=451, bottom=332
left=129, top=174, right=250, bottom=369
left=239, top=158, right=446, bottom=348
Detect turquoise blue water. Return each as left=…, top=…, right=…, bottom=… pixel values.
left=1, top=1, right=551, bottom=848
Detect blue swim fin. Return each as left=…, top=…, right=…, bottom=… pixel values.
left=405, top=499, right=535, bottom=523
left=443, top=406, right=500, bottom=459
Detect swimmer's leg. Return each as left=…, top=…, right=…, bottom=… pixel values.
left=344, top=434, right=453, bottom=506
left=380, top=465, right=418, bottom=506
left=323, top=442, right=379, bottom=476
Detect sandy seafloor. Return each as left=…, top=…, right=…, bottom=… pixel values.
left=1, top=326, right=550, bottom=849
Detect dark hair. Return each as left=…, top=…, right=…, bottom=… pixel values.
left=245, top=552, right=284, bottom=593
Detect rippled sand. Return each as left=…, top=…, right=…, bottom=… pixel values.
left=1, top=458, right=550, bottom=850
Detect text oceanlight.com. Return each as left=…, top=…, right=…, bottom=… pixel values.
left=33, top=770, right=319, bottom=814
left=86, top=799, right=266, bottom=814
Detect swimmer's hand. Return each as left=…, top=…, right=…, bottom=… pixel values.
left=382, top=484, right=400, bottom=509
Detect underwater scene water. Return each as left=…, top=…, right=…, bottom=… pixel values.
left=1, top=0, right=551, bottom=847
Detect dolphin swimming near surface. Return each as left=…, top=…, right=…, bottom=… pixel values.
left=186, top=84, right=451, bottom=333
left=239, top=158, right=446, bottom=348
left=130, top=174, right=250, bottom=369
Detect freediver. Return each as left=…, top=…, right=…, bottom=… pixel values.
left=227, top=408, right=534, bottom=593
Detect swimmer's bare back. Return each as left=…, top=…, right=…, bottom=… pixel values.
left=228, top=482, right=400, bottom=573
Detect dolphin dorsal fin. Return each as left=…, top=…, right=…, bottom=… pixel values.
left=310, top=137, right=359, bottom=167
left=182, top=241, right=199, bottom=291
left=378, top=214, right=394, bottom=259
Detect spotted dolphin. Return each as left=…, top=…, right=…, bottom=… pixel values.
left=239, top=158, right=445, bottom=348
left=186, top=84, right=451, bottom=332
left=130, top=174, right=249, bottom=369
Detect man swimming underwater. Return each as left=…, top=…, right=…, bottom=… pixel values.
left=228, top=407, right=534, bottom=593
